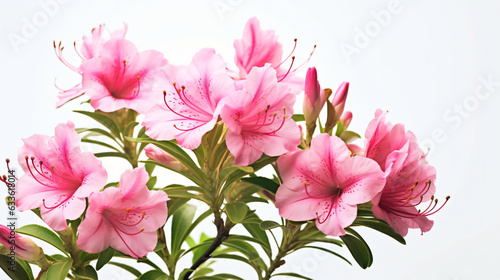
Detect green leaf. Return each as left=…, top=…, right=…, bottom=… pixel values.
left=301, top=246, right=352, bottom=265
left=339, top=234, right=372, bottom=269
left=146, top=176, right=157, bottom=190
left=46, top=259, right=73, bottom=280
left=335, top=120, right=345, bottom=136
left=108, top=261, right=141, bottom=277
left=345, top=228, right=373, bottom=267
left=145, top=162, right=156, bottom=175
left=243, top=216, right=270, bottom=253
left=209, top=273, right=244, bottom=280
left=179, top=210, right=212, bottom=255
left=192, top=266, right=214, bottom=277
left=272, top=272, right=313, bottom=280
left=94, top=152, right=130, bottom=161
left=0, top=254, right=32, bottom=280
left=167, top=197, right=191, bottom=218
left=96, top=247, right=114, bottom=271
left=223, top=239, right=267, bottom=271
left=74, top=110, right=122, bottom=139
left=75, top=128, right=121, bottom=145
left=137, top=270, right=169, bottom=280
left=225, top=202, right=248, bottom=223
left=291, top=114, right=305, bottom=122
left=171, top=203, right=197, bottom=253
left=16, top=225, right=67, bottom=255
left=259, top=220, right=281, bottom=230
left=241, top=177, right=280, bottom=194
left=17, top=259, right=34, bottom=280
left=225, top=235, right=271, bottom=258
left=352, top=219, right=406, bottom=245
left=339, top=130, right=361, bottom=143
left=81, top=138, right=121, bottom=152
left=74, top=265, right=98, bottom=280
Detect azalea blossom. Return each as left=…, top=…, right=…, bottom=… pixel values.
left=55, top=24, right=128, bottom=107
left=232, top=17, right=312, bottom=94
left=220, top=65, right=301, bottom=166
left=275, top=133, right=386, bottom=236
left=17, top=122, right=107, bottom=231
left=80, top=38, right=168, bottom=113
left=77, top=167, right=169, bottom=258
left=0, top=225, right=43, bottom=261
left=364, top=109, right=448, bottom=236
left=143, top=48, right=235, bottom=149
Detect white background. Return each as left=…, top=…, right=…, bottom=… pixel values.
left=1, top=0, right=499, bottom=279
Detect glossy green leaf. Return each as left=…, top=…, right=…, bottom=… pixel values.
left=108, top=261, right=141, bottom=277
left=137, top=270, right=169, bottom=280
left=291, top=114, right=305, bottom=122
left=192, top=266, right=214, bottom=277
left=81, top=138, right=121, bottom=152
left=301, top=246, right=351, bottom=265
left=241, top=177, right=280, bottom=194
left=96, top=247, right=114, bottom=271
left=171, top=203, right=197, bottom=253
left=225, top=202, right=248, bottom=223
left=74, top=265, right=98, bottom=280
left=75, top=128, right=121, bottom=144
left=74, top=110, right=121, bottom=139
left=17, top=259, right=34, bottom=280
left=259, top=220, right=281, bottom=230
left=352, top=219, right=406, bottom=245
left=339, top=130, right=361, bottom=143
left=16, top=225, right=67, bottom=255
left=146, top=176, right=157, bottom=190
left=167, top=197, right=191, bottom=218
left=46, top=259, right=73, bottom=280
left=339, top=234, right=371, bottom=269
left=272, top=272, right=313, bottom=280
left=0, top=254, right=32, bottom=280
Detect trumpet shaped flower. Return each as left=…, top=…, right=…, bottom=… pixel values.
left=77, top=167, right=169, bottom=258
left=80, top=38, right=168, bottom=113
left=221, top=65, right=301, bottom=166
left=55, top=24, right=128, bottom=107
left=233, top=17, right=309, bottom=94
left=17, top=122, right=107, bottom=231
left=364, top=109, right=447, bottom=236
left=143, top=48, right=236, bottom=149
left=276, top=134, right=385, bottom=236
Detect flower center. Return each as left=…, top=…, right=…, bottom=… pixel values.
left=380, top=180, right=450, bottom=219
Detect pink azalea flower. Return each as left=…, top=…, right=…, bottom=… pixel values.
left=232, top=17, right=313, bottom=94
left=234, top=17, right=283, bottom=79
left=77, top=167, right=169, bottom=258
left=143, top=48, right=236, bottom=149
left=275, top=134, right=386, bottom=236
left=55, top=24, right=128, bottom=107
left=17, top=122, right=107, bottom=231
left=0, top=225, right=43, bottom=261
left=144, top=144, right=183, bottom=171
left=80, top=38, right=168, bottom=113
left=220, top=65, right=301, bottom=166
left=364, top=109, right=448, bottom=236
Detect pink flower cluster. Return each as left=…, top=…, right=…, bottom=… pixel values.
left=8, top=18, right=447, bottom=265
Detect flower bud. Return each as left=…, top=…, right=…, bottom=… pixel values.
left=332, top=82, right=349, bottom=121
left=144, top=144, right=183, bottom=171
left=340, top=111, right=353, bottom=129
left=303, top=67, right=325, bottom=124
left=0, top=225, right=44, bottom=261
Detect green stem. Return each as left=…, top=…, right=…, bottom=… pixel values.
left=57, top=226, right=82, bottom=268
